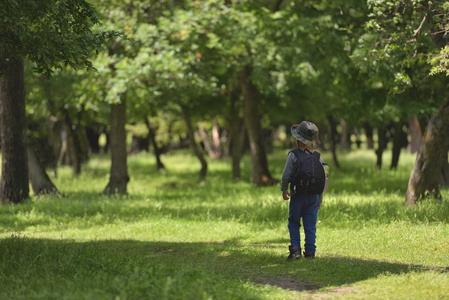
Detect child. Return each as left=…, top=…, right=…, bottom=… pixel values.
left=281, top=121, right=326, bottom=260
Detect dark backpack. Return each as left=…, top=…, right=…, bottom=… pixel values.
left=290, top=148, right=325, bottom=195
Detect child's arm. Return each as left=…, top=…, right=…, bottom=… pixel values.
left=280, top=152, right=295, bottom=200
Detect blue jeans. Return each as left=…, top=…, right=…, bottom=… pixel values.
left=288, top=193, right=320, bottom=253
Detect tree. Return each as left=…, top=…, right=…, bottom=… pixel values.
left=0, top=53, right=28, bottom=203
left=358, top=0, right=449, bottom=203
left=144, top=116, right=166, bottom=171
left=104, top=95, right=129, bottom=194
left=128, top=1, right=280, bottom=184
left=0, top=0, right=114, bottom=203
left=239, top=66, right=276, bottom=185
left=267, top=0, right=370, bottom=169
left=27, top=144, right=58, bottom=196
left=406, top=100, right=449, bottom=203
left=25, top=61, right=104, bottom=174
left=113, top=4, right=224, bottom=180
left=85, top=1, right=199, bottom=189
left=174, top=1, right=280, bottom=185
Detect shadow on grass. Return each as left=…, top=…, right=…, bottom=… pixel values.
left=0, top=236, right=443, bottom=299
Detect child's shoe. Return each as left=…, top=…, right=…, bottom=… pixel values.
left=303, top=252, right=315, bottom=259
left=286, top=245, right=301, bottom=261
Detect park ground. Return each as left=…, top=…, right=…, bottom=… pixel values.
left=0, top=147, right=448, bottom=299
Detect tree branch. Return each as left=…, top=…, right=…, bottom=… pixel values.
left=413, top=2, right=433, bottom=37
left=413, top=14, right=427, bottom=37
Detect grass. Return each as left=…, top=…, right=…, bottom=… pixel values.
left=1, top=147, right=448, bottom=299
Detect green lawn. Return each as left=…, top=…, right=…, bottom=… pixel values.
left=1, top=148, right=448, bottom=299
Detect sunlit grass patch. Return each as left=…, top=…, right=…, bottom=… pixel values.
left=0, top=148, right=448, bottom=299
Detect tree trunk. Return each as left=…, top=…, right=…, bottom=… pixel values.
left=28, top=144, right=58, bottom=195
left=326, top=115, right=341, bottom=169
left=130, top=134, right=146, bottom=154
left=181, top=105, right=208, bottom=179
left=104, top=98, right=129, bottom=194
left=0, top=51, right=29, bottom=204
left=391, top=121, right=407, bottom=170
left=339, top=119, right=349, bottom=151
left=145, top=117, right=165, bottom=171
left=57, top=107, right=81, bottom=175
left=198, top=121, right=222, bottom=159
left=198, top=122, right=218, bottom=159
left=417, top=116, right=429, bottom=136
left=408, top=116, right=422, bottom=154
left=86, top=127, right=101, bottom=154
left=239, top=66, right=276, bottom=185
left=212, top=119, right=222, bottom=158
left=363, top=122, right=375, bottom=149
left=375, top=127, right=388, bottom=169
left=405, top=99, right=449, bottom=204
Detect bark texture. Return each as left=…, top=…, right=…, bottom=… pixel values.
left=0, top=50, right=29, bottom=204
left=28, top=145, right=58, bottom=195
left=104, top=99, right=129, bottom=194
left=405, top=99, right=449, bottom=204
left=239, top=66, right=276, bottom=185
left=405, top=17, right=449, bottom=204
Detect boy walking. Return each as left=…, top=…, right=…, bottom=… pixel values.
left=281, top=121, right=327, bottom=260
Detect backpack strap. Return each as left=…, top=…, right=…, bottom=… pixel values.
left=289, top=148, right=303, bottom=168
left=289, top=148, right=320, bottom=159
left=311, top=151, right=321, bottom=160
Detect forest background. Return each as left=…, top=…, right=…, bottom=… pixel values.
left=1, top=0, right=449, bottom=298
left=2, top=0, right=449, bottom=205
